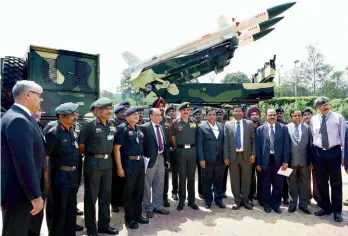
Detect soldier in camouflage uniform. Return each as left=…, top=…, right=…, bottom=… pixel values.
left=44, top=103, right=81, bottom=236
left=170, top=102, right=199, bottom=211
left=78, top=98, right=118, bottom=236
left=111, top=104, right=127, bottom=212
left=192, top=108, right=204, bottom=198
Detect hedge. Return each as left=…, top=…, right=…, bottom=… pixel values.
left=257, top=96, right=348, bottom=122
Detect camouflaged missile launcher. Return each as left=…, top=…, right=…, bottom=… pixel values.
left=1, top=45, right=100, bottom=125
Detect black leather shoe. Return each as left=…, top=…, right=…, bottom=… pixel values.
left=76, top=209, right=84, bottom=216
left=283, top=199, right=290, bottom=205
left=272, top=208, right=282, bottom=214
left=112, top=207, right=119, bottom=213
left=172, top=193, right=179, bottom=201
left=188, top=202, right=199, bottom=210
left=333, top=213, right=343, bottom=222
left=146, top=211, right=153, bottom=218
left=204, top=203, right=211, bottom=209
left=98, top=227, right=119, bottom=235
left=299, top=207, right=311, bottom=214
left=177, top=201, right=184, bottom=211
left=163, top=198, right=170, bottom=207
left=136, top=215, right=149, bottom=224
left=76, top=224, right=84, bottom=231
left=232, top=204, right=241, bottom=210
left=153, top=208, right=170, bottom=215
left=314, top=209, right=331, bottom=216
left=126, top=220, right=139, bottom=229
left=243, top=202, right=253, bottom=210
left=288, top=205, right=296, bottom=213
left=215, top=201, right=226, bottom=209
left=264, top=207, right=271, bottom=213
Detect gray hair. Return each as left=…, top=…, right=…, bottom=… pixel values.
left=12, top=81, right=43, bottom=99
left=313, top=96, right=329, bottom=107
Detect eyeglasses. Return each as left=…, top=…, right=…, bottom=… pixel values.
left=29, top=91, right=42, bottom=98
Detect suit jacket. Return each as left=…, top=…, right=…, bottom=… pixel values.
left=256, top=122, right=291, bottom=169
left=196, top=121, right=224, bottom=163
left=223, top=119, right=256, bottom=162
left=1, top=105, right=46, bottom=207
left=140, top=121, right=169, bottom=168
left=287, top=122, right=312, bottom=166
left=344, top=124, right=348, bottom=170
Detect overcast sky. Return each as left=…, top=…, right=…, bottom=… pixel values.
left=1, top=0, right=347, bottom=93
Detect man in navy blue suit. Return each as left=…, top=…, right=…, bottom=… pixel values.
left=1, top=81, right=46, bottom=236
left=256, top=109, right=291, bottom=214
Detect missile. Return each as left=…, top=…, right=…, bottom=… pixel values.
left=237, top=17, right=283, bottom=39
left=230, top=2, right=296, bottom=32
left=238, top=28, right=275, bottom=47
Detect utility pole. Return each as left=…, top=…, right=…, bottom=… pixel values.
left=278, top=65, right=283, bottom=97
left=294, top=60, right=299, bottom=105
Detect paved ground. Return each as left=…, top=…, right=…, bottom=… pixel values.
left=1, top=169, right=348, bottom=236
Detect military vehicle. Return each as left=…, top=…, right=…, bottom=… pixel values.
left=1, top=45, right=100, bottom=126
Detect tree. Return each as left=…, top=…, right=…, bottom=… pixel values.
left=317, top=80, right=345, bottom=99
left=222, top=71, right=250, bottom=83
left=297, top=44, right=333, bottom=93
left=100, top=90, right=115, bottom=100
left=329, top=71, right=346, bottom=89
left=117, top=76, right=144, bottom=105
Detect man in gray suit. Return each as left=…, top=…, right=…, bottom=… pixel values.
left=287, top=110, right=312, bottom=214
left=224, top=105, right=256, bottom=210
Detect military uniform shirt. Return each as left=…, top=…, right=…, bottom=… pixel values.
left=161, top=116, right=173, bottom=147
left=45, top=122, right=80, bottom=168
left=78, top=117, right=117, bottom=154
left=114, top=122, right=144, bottom=158
left=170, top=118, right=197, bottom=145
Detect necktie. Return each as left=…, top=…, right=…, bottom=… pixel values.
left=270, top=125, right=275, bottom=152
left=295, top=125, right=299, bottom=139
left=320, top=115, right=329, bottom=149
left=236, top=121, right=241, bottom=150
left=155, top=125, right=164, bottom=152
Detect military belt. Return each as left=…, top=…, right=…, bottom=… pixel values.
left=128, top=155, right=142, bottom=160
left=60, top=166, right=77, bottom=172
left=177, top=144, right=195, bottom=149
left=87, top=153, right=110, bottom=159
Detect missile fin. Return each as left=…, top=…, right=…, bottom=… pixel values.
left=122, top=51, right=140, bottom=66
left=218, top=15, right=229, bottom=28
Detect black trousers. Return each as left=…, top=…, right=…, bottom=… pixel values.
left=51, top=170, right=78, bottom=236
left=249, top=163, right=261, bottom=201
left=2, top=201, right=44, bottom=236
left=197, top=160, right=203, bottom=195
left=123, top=159, right=145, bottom=221
left=223, top=165, right=228, bottom=193
left=176, top=148, right=196, bottom=202
left=313, top=146, right=342, bottom=213
left=111, top=160, right=126, bottom=208
left=170, top=150, right=179, bottom=195
left=163, top=168, right=169, bottom=199
left=201, top=161, right=225, bottom=204
left=282, top=176, right=289, bottom=200
left=84, top=168, right=112, bottom=234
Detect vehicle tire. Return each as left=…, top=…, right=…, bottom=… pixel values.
left=1, top=56, right=27, bottom=110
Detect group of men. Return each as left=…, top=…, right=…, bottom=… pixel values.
left=2, top=80, right=348, bottom=236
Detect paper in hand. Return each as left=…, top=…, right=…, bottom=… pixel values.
left=277, top=167, right=293, bottom=177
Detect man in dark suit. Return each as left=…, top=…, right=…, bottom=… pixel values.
left=224, top=105, right=256, bottom=210
left=344, top=124, right=348, bottom=206
left=256, top=109, right=291, bottom=214
left=196, top=108, right=225, bottom=209
left=141, top=108, right=170, bottom=218
left=286, top=110, right=312, bottom=214
left=1, top=81, right=46, bottom=236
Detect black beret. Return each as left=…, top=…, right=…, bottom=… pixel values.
left=216, top=108, right=224, bottom=114
left=138, top=107, right=144, bottom=112
left=89, top=102, right=95, bottom=111
left=152, top=97, right=166, bottom=108
left=114, top=105, right=126, bottom=114
left=124, top=107, right=139, bottom=116
left=165, top=105, right=175, bottom=114
left=119, top=101, right=130, bottom=107
left=276, top=107, right=284, bottom=113
left=93, top=98, right=113, bottom=108
left=178, top=102, right=190, bottom=110
left=55, top=102, right=79, bottom=115
left=192, top=108, right=202, bottom=115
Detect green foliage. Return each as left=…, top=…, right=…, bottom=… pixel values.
left=222, top=71, right=250, bottom=83
left=100, top=90, right=115, bottom=100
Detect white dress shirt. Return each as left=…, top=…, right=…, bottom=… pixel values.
left=14, top=103, right=31, bottom=116
left=151, top=121, right=164, bottom=154
left=208, top=121, right=219, bottom=139
left=235, top=119, right=244, bottom=152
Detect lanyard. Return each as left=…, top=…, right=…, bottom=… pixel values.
left=127, top=123, right=139, bottom=143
